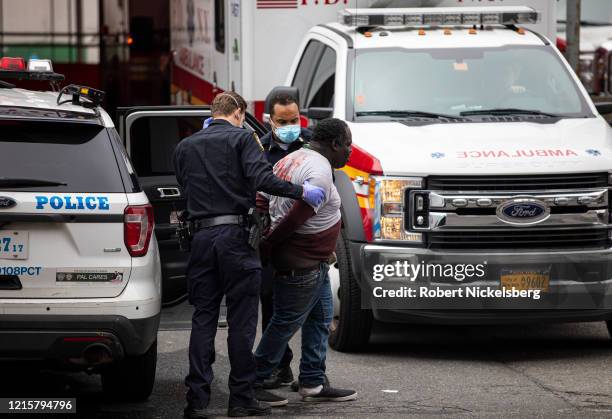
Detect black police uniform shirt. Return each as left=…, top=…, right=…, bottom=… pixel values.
left=259, top=127, right=312, bottom=167
left=174, top=119, right=303, bottom=220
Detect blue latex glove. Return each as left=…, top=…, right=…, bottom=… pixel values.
left=203, top=117, right=214, bottom=129
left=302, top=180, right=326, bottom=207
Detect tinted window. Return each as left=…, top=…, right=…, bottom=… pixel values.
left=0, top=121, right=125, bottom=192
left=130, top=116, right=204, bottom=176
left=306, top=46, right=336, bottom=109
left=292, top=40, right=324, bottom=108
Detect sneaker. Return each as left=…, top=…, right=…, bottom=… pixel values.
left=254, top=386, right=289, bottom=407
left=227, top=400, right=271, bottom=417
left=290, top=381, right=299, bottom=392
left=299, top=377, right=358, bottom=403
left=263, top=366, right=295, bottom=389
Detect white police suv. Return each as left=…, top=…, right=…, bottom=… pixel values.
left=0, top=58, right=161, bottom=401
left=284, top=6, right=612, bottom=351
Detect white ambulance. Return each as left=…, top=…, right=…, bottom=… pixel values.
left=273, top=5, right=612, bottom=351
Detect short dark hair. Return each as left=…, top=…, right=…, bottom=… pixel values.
left=269, top=93, right=298, bottom=116
left=211, top=92, right=247, bottom=117
left=311, top=118, right=349, bottom=146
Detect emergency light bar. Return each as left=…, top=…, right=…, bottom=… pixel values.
left=339, top=6, right=540, bottom=28
left=0, top=57, right=64, bottom=81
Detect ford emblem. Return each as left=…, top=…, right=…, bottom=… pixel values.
left=0, top=196, right=16, bottom=209
left=496, top=198, right=550, bottom=226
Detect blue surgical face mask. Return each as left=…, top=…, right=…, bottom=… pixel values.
left=273, top=124, right=301, bottom=144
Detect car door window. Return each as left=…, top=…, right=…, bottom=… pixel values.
left=128, top=115, right=266, bottom=177
left=292, top=40, right=324, bottom=109
left=306, top=45, right=336, bottom=109
left=129, top=116, right=203, bottom=176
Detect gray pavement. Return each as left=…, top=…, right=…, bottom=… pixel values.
left=1, top=302, right=611, bottom=418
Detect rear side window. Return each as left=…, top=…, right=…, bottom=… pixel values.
left=0, top=120, right=125, bottom=192
left=129, top=116, right=203, bottom=176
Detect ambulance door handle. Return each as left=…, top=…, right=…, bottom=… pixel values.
left=157, top=187, right=181, bottom=198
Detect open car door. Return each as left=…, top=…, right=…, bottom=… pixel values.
left=116, top=106, right=268, bottom=305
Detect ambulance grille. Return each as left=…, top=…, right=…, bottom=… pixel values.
left=428, top=228, right=609, bottom=250
left=427, top=173, right=608, bottom=192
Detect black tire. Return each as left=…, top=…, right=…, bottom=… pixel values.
left=101, top=340, right=157, bottom=401
left=329, top=231, right=372, bottom=352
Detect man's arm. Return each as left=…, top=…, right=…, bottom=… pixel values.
left=255, top=193, right=270, bottom=214
left=264, top=200, right=316, bottom=247
left=240, top=132, right=304, bottom=199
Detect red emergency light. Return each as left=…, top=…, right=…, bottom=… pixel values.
left=0, top=57, right=26, bottom=71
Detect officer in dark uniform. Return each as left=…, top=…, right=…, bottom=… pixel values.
left=175, top=92, right=325, bottom=418
left=258, top=91, right=312, bottom=390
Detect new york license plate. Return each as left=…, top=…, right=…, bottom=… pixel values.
left=0, top=231, right=28, bottom=260
left=500, top=268, right=550, bottom=292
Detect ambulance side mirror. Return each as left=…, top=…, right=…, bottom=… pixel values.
left=595, top=102, right=612, bottom=126
left=308, top=107, right=333, bottom=121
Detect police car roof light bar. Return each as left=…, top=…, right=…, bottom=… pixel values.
left=338, top=6, right=540, bottom=29
left=0, top=56, right=65, bottom=84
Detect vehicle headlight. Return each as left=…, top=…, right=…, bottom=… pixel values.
left=371, top=176, right=424, bottom=242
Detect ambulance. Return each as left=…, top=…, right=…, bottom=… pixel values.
left=279, top=4, right=612, bottom=352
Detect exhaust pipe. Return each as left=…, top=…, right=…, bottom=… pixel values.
left=82, top=343, right=114, bottom=366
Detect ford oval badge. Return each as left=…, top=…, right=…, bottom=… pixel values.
left=0, top=196, right=16, bottom=209
left=496, top=198, right=550, bottom=226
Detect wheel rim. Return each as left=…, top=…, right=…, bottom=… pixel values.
left=329, top=262, right=341, bottom=333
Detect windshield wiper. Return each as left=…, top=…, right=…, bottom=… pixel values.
left=0, top=177, right=67, bottom=187
left=460, top=108, right=561, bottom=117
left=356, top=110, right=467, bottom=120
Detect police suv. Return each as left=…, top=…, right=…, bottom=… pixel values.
left=282, top=6, right=612, bottom=350
left=0, top=59, right=161, bottom=400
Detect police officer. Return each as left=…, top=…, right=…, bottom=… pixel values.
left=175, top=92, right=326, bottom=418
left=259, top=91, right=311, bottom=390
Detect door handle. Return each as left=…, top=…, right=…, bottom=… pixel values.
left=157, top=187, right=181, bottom=198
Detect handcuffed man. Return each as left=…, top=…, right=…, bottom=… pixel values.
left=255, top=118, right=358, bottom=404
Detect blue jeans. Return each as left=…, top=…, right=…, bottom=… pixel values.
left=254, top=263, right=333, bottom=387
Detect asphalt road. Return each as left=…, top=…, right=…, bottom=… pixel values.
left=1, top=302, right=611, bottom=418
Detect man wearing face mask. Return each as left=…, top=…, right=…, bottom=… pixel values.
left=257, top=92, right=312, bottom=391
left=174, top=92, right=326, bottom=418
left=260, top=92, right=312, bottom=166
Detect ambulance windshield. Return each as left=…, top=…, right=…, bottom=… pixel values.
left=351, top=45, right=591, bottom=121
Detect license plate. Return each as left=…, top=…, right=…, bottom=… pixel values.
left=500, top=268, right=550, bottom=292
left=169, top=210, right=180, bottom=225
left=0, top=231, right=28, bottom=260
left=56, top=270, right=125, bottom=282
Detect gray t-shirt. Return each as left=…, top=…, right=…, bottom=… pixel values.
left=268, top=148, right=341, bottom=234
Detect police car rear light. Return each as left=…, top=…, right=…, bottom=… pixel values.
left=338, top=6, right=539, bottom=28
left=124, top=204, right=154, bottom=257
left=0, top=57, right=26, bottom=71
left=27, top=58, right=53, bottom=72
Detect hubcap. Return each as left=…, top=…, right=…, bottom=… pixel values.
left=330, top=262, right=341, bottom=332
